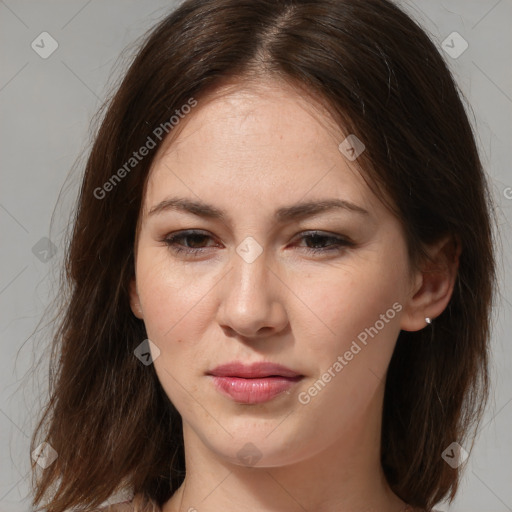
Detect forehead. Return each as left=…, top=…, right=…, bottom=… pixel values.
left=157, top=79, right=343, bottom=162
left=142, top=79, right=376, bottom=220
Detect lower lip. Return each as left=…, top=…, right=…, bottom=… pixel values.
left=210, top=376, right=302, bottom=404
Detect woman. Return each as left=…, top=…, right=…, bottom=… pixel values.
left=30, top=0, right=496, bottom=511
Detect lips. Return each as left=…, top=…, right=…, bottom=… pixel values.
left=208, top=361, right=302, bottom=379
left=207, top=361, right=303, bottom=404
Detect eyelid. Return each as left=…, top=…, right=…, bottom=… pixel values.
left=163, top=229, right=220, bottom=248
left=292, top=230, right=354, bottom=243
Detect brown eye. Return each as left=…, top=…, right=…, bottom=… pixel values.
left=163, top=230, right=218, bottom=255
left=295, top=231, right=353, bottom=254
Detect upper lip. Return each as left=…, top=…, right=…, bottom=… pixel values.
left=207, top=361, right=302, bottom=379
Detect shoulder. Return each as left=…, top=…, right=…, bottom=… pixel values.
left=93, top=487, right=138, bottom=511
left=95, top=502, right=135, bottom=512
left=95, top=493, right=160, bottom=512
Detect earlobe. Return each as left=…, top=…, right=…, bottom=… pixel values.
left=129, top=278, right=144, bottom=319
left=400, top=235, right=461, bottom=332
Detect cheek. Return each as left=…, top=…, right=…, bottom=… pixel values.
left=135, top=257, right=211, bottom=410
left=136, top=250, right=213, bottom=340
left=294, top=246, right=408, bottom=371
left=290, top=265, right=405, bottom=439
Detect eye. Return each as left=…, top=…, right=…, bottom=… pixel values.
left=294, top=231, right=353, bottom=255
left=162, top=229, right=353, bottom=258
left=163, top=230, right=219, bottom=255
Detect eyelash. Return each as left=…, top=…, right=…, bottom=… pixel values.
left=162, top=230, right=353, bottom=257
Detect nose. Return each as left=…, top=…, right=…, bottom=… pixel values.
left=215, top=244, right=289, bottom=339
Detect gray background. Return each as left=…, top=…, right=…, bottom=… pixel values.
left=0, top=1, right=511, bottom=511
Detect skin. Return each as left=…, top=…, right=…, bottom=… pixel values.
left=129, top=78, right=458, bottom=512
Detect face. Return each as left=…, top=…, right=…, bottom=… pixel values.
left=130, top=79, right=421, bottom=468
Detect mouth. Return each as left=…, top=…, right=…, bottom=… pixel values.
left=207, top=361, right=304, bottom=404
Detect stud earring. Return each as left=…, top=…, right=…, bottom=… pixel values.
left=425, top=317, right=432, bottom=324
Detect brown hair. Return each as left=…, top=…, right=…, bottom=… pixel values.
left=31, top=0, right=497, bottom=511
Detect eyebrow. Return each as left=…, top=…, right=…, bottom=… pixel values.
left=147, top=196, right=369, bottom=222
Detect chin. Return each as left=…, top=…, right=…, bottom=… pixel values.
left=194, top=422, right=321, bottom=469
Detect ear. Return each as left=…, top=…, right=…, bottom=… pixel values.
left=400, top=235, right=461, bottom=331
left=129, top=277, right=144, bottom=319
